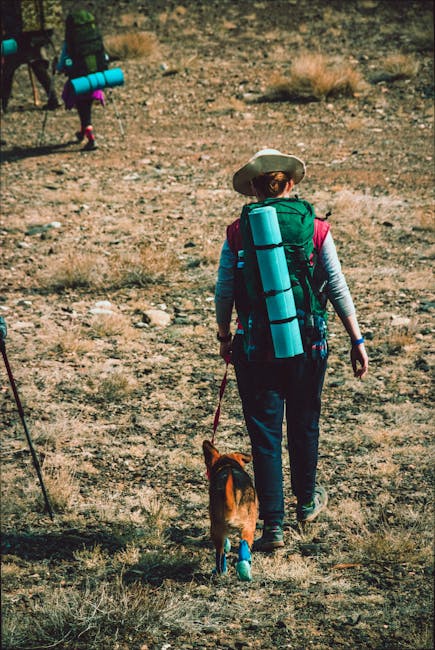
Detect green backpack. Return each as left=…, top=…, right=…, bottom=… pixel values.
left=236, top=198, right=328, bottom=361
left=65, top=10, right=107, bottom=78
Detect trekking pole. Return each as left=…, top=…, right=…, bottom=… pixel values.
left=109, top=90, right=125, bottom=138
left=37, top=56, right=58, bottom=146
left=38, top=108, right=49, bottom=146
left=28, top=64, right=40, bottom=106
left=0, top=317, right=54, bottom=520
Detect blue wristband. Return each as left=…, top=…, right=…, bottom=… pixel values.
left=352, top=337, right=365, bottom=347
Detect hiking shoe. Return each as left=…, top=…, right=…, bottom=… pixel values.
left=75, top=130, right=84, bottom=142
left=43, top=97, right=61, bottom=111
left=82, top=139, right=97, bottom=151
left=297, top=485, right=328, bottom=523
left=253, top=524, right=284, bottom=552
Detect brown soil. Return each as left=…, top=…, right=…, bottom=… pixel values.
left=1, top=1, right=433, bottom=649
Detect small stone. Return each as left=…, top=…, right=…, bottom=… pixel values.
left=94, top=300, right=113, bottom=309
left=391, top=316, right=411, bottom=328
left=89, top=308, right=114, bottom=315
left=144, top=309, right=171, bottom=327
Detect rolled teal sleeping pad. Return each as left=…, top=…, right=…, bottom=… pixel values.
left=71, top=67, right=124, bottom=95
left=249, top=205, right=303, bottom=358
left=1, top=39, right=18, bottom=56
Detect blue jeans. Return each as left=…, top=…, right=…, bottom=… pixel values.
left=232, top=334, right=327, bottom=525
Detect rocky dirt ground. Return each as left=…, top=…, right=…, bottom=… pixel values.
left=1, top=1, right=434, bottom=649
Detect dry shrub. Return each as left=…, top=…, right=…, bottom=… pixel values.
left=93, top=370, right=138, bottom=402
left=88, top=312, right=133, bottom=338
left=33, top=415, right=90, bottom=452
left=86, top=489, right=172, bottom=546
left=105, top=31, right=160, bottom=60
left=109, top=244, right=179, bottom=288
left=53, top=324, right=95, bottom=355
left=73, top=544, right=109, bottom=574
left=255, top=552, right=321, bottom=587
left=354, top=524, right=430, bottom=565
left=126, top=491, right=172, bottom=546
left=41, top=253, right=105, bottom=291
left=380, top=331, right=415, bottom=354
left=1, top=579, right=167, bottom=650
left=413, top=205, right=434, bottom=231
left=266, top=53, right=368, bottom=101
left=382, top=54, right=420, bottom=78
left=113, top=542, right=141, bottom=567
left=37, top=458, right=80, bottom=513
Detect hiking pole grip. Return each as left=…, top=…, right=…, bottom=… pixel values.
left=0, top=316, right=7, bottom=342
left=0, top=318, right=54, bottom=520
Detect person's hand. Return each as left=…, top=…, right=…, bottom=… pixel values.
left=219, top=340, right=232, bottom=362
left=351, top=343, right=368, bottom=379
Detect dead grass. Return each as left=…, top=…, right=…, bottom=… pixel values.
left=105, top=31, right=160, bottom=60
left=108, top=244, right=180, bottom=288
left=36, top=456, right=81, bottom=513
left=265, top=53, right=368, bottom=101
left=90, top=370, right=139, bottom=402
left=1, top=578, right=168, bottom=650
left=381, top=54, right=420, bottom=78
left=88, top=312, right=134, bottom=338
left=53, top=325, right=95, bottom=356
left=40, top=253, right=104, bottom=291
left=40, top=244, right=179, bottom=292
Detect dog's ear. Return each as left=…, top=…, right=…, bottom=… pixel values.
left=202, top=439, right=220, bottom=468
left=232, top=452, right=252, bottom=466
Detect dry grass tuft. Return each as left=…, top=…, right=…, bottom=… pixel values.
left=92, top=370, right=138, bottom=402
left=1, top=578, right=167, bottom=650
left=37, top=457, right=81, bottom=513
left=382, top=54, right=420, bottom=78
left=354, top=524, right=430, bottom=565
left=109, top=244, right=180, bottom=288
left=40, top=253, right=104, bottom=291
left=105, top=31, right=160, bottom=60
left=88, top=312, right=133, bottom=338
left=53, top=324, right=95, bottom=355
left=255, top=552, right=321, bottom=587
left=73, top=544, right=109, bottom=573
left=265, top=54, right=368, bottom=101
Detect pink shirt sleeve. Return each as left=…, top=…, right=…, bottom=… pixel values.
left=313, top=218, right=330, bottom=253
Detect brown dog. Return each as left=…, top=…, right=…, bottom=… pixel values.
left=203, top=439, right=258, bottom=580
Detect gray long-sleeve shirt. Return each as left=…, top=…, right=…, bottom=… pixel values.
left=215, top=230, right=355, bottom=328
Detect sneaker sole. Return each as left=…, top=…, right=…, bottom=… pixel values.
left=253, top=540, right=284, bottom=552
left=297, top=492, right=328, bottom=523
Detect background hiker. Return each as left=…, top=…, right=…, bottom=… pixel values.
left=1, top=0, right=61, bottom=112
left=215, top=148, right=369, bottom=551
left=56, top=9, right=108, bottom=151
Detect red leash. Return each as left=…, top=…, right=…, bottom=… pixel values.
left=206, top=357, right=230, bottom=480
left=211, top=357, right=230, bottom=446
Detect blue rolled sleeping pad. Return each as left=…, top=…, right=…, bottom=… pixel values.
left=249, top=205, right=304, bottom=358
left=1, top=39, right=18, bottom=56
left=70, top=67, right=124, bottom=95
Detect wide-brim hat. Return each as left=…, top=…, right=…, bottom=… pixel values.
left=232, top=148, right=306, bottom=196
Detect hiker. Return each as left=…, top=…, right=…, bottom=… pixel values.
left=0, top=0, right=61, bottom=112
left=56, top=10, right=108, bottom=151
left=215, top=148, right=369, bottom=551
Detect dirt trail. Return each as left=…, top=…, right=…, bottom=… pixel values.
left=1, top=1, right=433, bottom=649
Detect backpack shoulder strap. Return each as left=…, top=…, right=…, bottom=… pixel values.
left=226, top=217, right=242, bottom=255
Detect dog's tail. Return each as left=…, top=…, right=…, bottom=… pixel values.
left=224, top=470, right=236, bottom=513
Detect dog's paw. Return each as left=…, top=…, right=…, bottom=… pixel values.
left=212, top=566, right=228, bottom=577
left=224, top=538, right=231, bottom=554
left=236, top=559, right=252, bottom=581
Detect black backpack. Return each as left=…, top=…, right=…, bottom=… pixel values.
left=65, top=10, right=107, bottom=78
